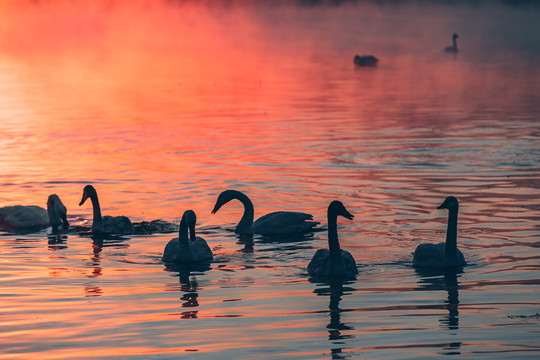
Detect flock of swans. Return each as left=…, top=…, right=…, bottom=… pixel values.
left=0, top=184, right=466, bottom=278
left=354, top=33, right=459, bottom=67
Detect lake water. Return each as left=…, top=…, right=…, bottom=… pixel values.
left=0, top=1, right=539, bottom=359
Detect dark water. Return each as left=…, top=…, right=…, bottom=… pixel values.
left=0, top=1, right=539, bottom=359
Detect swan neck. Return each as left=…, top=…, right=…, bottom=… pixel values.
left=178, top=218, right=190, bottom=246
left=327, top=213, right=344, bottom=272
left=453, top=37, right=457, bottom=49
left=444, top=207, right=459, bottom=266
left=90, top=193, right=103, bottom=229
left=234, top=191, right=255, bottom=234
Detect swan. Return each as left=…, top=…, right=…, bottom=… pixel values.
left=211, top=189, right=319, bottom=235
left=162, top=210, right=213, bottom=263
left=47, top=194, right=69, bottom=233
left=444, top=33, right=459, bottom=53
left=354, top=54, right=379, bottom=67
left=413, top=196, right=467, bottom=268
left=0, top=204, right=49, bottom=231
left=132, top=219, right=178, bottom=234
left=307, top=201, right=358, bottom=277
left=79, top=185, right=133, bottom=235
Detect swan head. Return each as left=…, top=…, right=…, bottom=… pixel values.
left=328, top=200, right=354, bottom=220
left=437, top=196, right=459, bottom=210
left=211, top=190, right=236, bottom=214
left=452, top=33, right=459, bottom=40
left=183, top=210, right=197, bottom=241
left=47, top=194, right=66, bottom=227
left=79, top=185, right=97, bottom=206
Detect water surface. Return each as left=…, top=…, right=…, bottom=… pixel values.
left=0, top=1, right=539, bottom=359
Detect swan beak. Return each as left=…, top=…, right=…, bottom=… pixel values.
left=344, top=211, right=354, bottom=220
left=79, top=193, right=89, bottom=206
left=211, top=202, right=221, bottom=214
left=437, top=201, right=447, bottom=210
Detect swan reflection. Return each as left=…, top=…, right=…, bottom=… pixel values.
left=311, top=278, right=356, bottom=359
left=414, top=267, right=461, bottom=331
left=47, top=234, right=68, bottom=251
left=166, top=263, right=211, bottom=320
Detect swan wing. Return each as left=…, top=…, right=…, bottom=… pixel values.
left=307, top=249, right=331, bottom=276
left=193, top=237, right=213, bottom=262
left=0, top=205, right=49, bottom=230
left=341, top=249, right=359, bottom=275
left=413, top=243, right=446, bottom=268
left=102, top=215, right=133, bottom=234
left=162, top=238, right=195, bottom=263
left=253, top=211, right=319, bottom=235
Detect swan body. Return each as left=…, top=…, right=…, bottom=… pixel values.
left=307, top=201, right=358, bottom=277
left=47, top=194, right=69, bottom=233
left=132, top=219, right=178, bottom=234
left=444, top=33, right=459, bottom=53
left=0, top=205, right=49, bottom=231
left=79, top=185, right=133, bottom=235
left=162, top=210, right=213, bottom=263
left=413, top=196, right=467, bottom=268
left=211, top=189, right=319, bottom=235
left=354, top=55, right=379, bottom=67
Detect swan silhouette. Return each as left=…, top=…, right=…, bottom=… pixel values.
left=444, top=33, right=459, bottom=53
left=413, top=196, right=466, bottom=268
left=354, top=55, right=379, bottom=67
left=162, top=210, right=213, bottom=263
left=79, top=185, right=133, bottom=235
left=47, top=194, right=69, bottom=233
left=0, top=204, right=49, bottom=231
left=211, top=189, right=319, bottom=235
left=307, top=201, right=358, bottom=277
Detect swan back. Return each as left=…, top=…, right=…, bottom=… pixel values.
left=354, top=55, right=379, bottom=67
left=252, top=211, right=319, bottom=235
left=0, top=205, right=49, bottom=231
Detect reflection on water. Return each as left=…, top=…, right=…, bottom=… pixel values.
left=312, top=279, right=356, bottom=359
left=414, top=268, right=461, bottom=330
left=0, top=0, right=539, bottom=359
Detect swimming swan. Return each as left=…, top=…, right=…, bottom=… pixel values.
left=354, top=55, right=379, bottom=67
left=211, top=189, right=319, bottom=235
left=444, top=33, right=459, bottom=53
left=162, top=210, right=213, bottom=263
left=47, top=194, right=69, bottom=233
left=413, top=196, right=466, bottom=268
left=307, top=201, right=358, bottom=277
left=79, top=185, right=133, bottom=235
left=0, top=204, right=49, bottom=231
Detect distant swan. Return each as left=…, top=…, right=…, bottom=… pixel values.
left=79, top=185, right=133, bottom=235
left=211, top=189, right=319, bottom=235
left=307, top=201, right=358, bottom=277
left=162, top=210, right=213, bottom=263
left=413, top=196, right=466, bottom=268
left=47, top=194, right=69, bottom=233
left=0, top=204, right=49, bottom=231
left=354, top=54, right=379, bottom=67
left=444, top=33, right=459, bottom=53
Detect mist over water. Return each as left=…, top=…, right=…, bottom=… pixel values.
left=0, top=1, right=539, bottom=359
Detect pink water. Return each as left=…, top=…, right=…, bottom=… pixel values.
left=0, top=1, right=539, bottom=359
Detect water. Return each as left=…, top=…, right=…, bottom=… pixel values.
left=0, top=1, right=539, bottom=359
